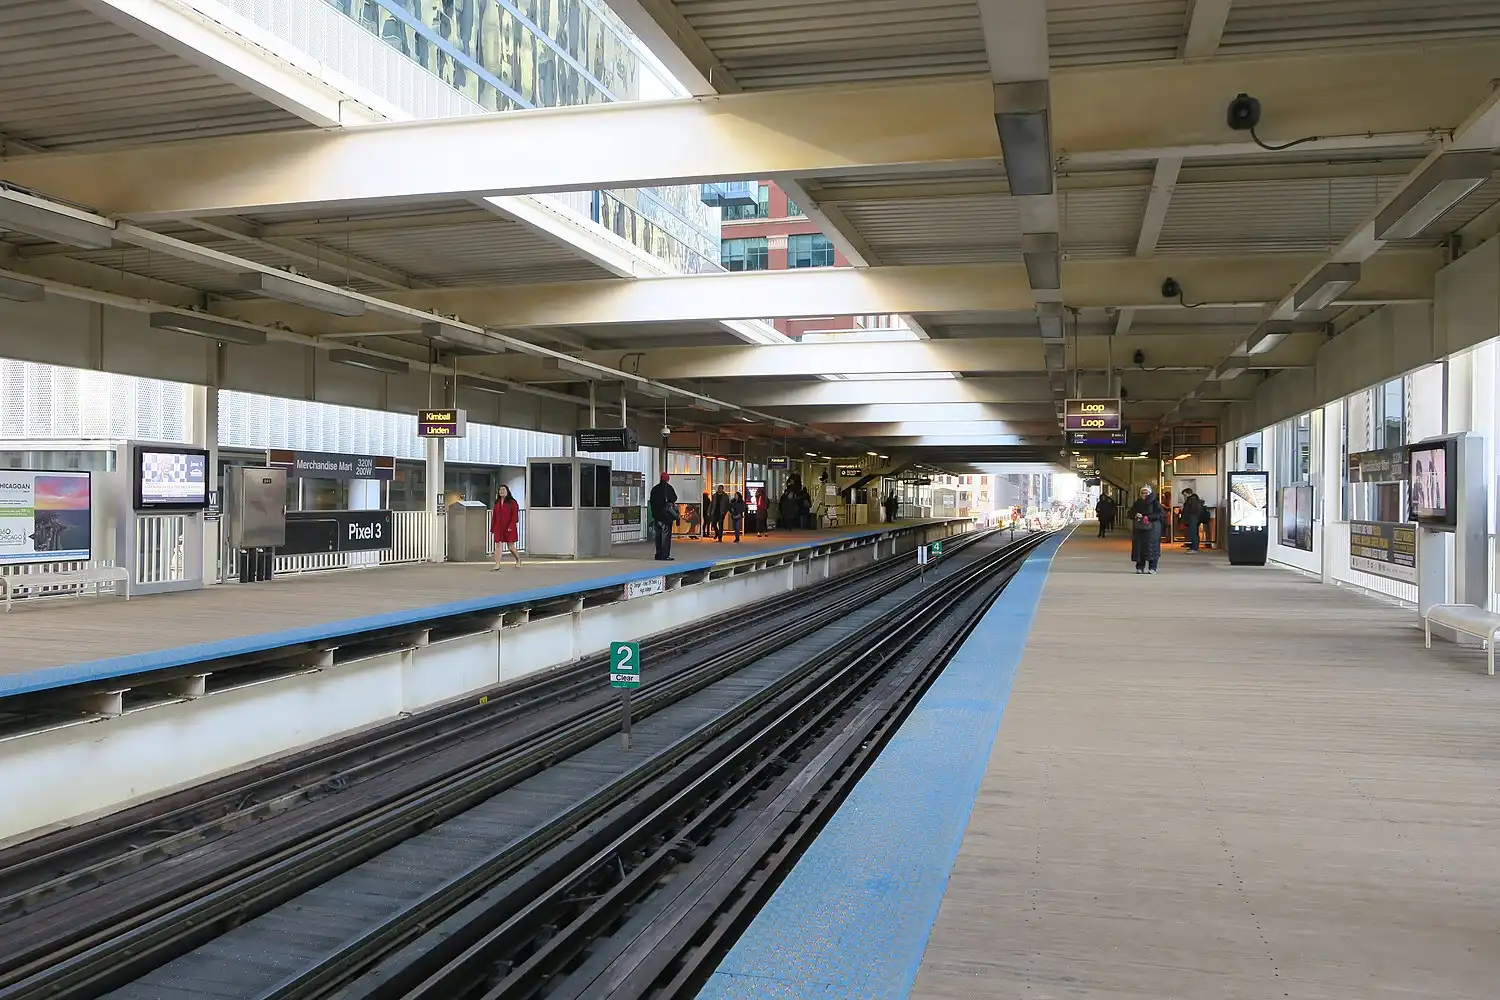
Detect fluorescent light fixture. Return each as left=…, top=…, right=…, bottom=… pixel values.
left=1021, top=232, right=1061, bottom=290
left=1292, top=262, right=1361, bottom=313
left=328, top=348, right=410, bottom=375
left=547, top=357, right=617, bottom=381
left=739, top=416, right=755, bottom=423
left=1374, top=151, right=1493, bottom=241
left=690, top=399, right=720, bottom=412
left=0, top=274, right=44, bottom=302
left=237, top=272, right=367, bottom=317
left=866, top=451, right=879, bottom=456
left=996, top=113, right=1054, bottom=196
left=0, top=189, right=116, bottom=249
left=1243, top=320, right=1297, bottom=355
left=457, top=375, right=506, bottom=394
left=633, top=381, right=672, bottom=398
left=422, top=321, right=503, bottom=353
left=1037, top=301, right=1065, bottom=342
left=994, top=81, right=1054, bottom=197
left=149, top=311, right=267, bottom=346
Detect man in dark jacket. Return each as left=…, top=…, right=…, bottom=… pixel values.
left=1180, top=488, right=1204, bottom=551
left=649, top=473, right=678, bottom=561
left=709, top=486, right=730, bottom=541
left=1094, top=493, right=1117, bottom=537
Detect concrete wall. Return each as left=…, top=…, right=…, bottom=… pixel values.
left=1223, top=234, right=1500, bottom=443
left=0, top=522, right=967, bottom=842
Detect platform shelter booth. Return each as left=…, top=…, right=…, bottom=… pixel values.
left=525, top=458, right=613, bottom=558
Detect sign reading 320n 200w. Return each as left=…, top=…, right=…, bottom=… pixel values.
left=1063, top=398, right=1122, bottom=433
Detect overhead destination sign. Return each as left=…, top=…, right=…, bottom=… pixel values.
left=1071, top=431, right=1127, bottom=447
left=417, top=408, right=468, bottom=438
left=1063, top=398, right=1122, bottom=432
left=575, top=427, right=641, bottom=452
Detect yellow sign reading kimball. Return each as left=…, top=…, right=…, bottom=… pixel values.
left=418, top=408, right=468, bottom=438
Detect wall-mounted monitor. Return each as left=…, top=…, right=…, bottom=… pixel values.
left=1407, top=438, right=1457, bottom=528
left=134, top=446, right=210, bottom=511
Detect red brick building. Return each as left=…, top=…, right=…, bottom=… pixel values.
left=719, top=181, right=861, bottom=340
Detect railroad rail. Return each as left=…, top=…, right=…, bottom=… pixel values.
left=0, top=530, right=1009, bottom=1000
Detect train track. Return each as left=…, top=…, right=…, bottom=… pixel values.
left=347, top=528, right=1051, bottom=1000
left=0, top=529, right=1004, bottom=1000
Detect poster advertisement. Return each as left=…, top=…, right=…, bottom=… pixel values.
left=1349, top=520, right=1417, bottom=584
left=1278, top=485, right=1314, bottom=551
left=0, top=471, right=92, bottom=564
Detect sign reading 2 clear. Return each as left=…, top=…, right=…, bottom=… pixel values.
left=610, top=640, right=641, bottom=689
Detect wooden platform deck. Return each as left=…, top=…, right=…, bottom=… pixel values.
left=911, top=531, right=1500, bottom=999
left=0, top=524, right=913, bottom=685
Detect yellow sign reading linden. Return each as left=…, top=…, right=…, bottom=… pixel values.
left=418, top=408, right=468, bottom=439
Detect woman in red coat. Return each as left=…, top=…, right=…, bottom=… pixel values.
left=490, top=485, right=522, bottom=569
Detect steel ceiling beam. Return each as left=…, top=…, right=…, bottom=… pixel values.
left=208, top=251, right=1439, bottom=333
left=5, top=44, right=1499, bottom=219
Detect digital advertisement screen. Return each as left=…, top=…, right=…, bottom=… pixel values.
left=0, top=471, right=92, bottom=564
left=1408, top=443, right=1449, bottom=523
left=135, top=447, right=210, bottom=510
left=1228, top=471, right=1269, bottom=530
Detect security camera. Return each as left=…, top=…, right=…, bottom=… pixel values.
left=1133, top=350, right=1145, bottom=366
left=1227, top=93, right=1261, bottom=131
left=1160, top=277, right=1181, bottom=300
left=660, top=425, right=671, bottom=437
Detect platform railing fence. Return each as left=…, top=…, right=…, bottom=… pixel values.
left=135, top=513, right=190, bottom=585
left=270, top=510, right=436, bottom=577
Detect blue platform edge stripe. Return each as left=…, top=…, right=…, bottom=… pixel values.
left=696, top=529, right=1068, bottom=1000
left=0, top=525, right=922, bottom=699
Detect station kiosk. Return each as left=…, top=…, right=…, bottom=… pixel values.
left=525, top=457, right=613, bottom=558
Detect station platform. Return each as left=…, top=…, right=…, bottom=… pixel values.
left=702, top=528, right=1500, bottom=999
left=0, top=521, right=944, bottom=700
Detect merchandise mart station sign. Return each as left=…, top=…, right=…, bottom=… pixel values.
left=267, top=449, right=396, bottom=481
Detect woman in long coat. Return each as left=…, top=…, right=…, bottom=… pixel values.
left=490, top=485, right=522, bottom=569
left=1129, top=485, right=1165, bottom=574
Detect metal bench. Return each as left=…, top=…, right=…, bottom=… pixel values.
left=1, top=566, right=131, bottom=612
left=1424, top=604, right=1500, bottom=676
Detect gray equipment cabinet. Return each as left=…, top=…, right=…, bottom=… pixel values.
left=225, top=467, right=287, bottom=548
left=525, top=458, right=613, bottom=558
left=447, top=500, right=491, bottom=562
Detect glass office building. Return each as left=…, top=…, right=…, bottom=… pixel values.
left=325, top=0, right=721, bottom=273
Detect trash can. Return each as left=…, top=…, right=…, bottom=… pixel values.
left=447, top=500, right=490, bottom=562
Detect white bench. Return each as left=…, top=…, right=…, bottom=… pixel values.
left=1, top=566, right=131, bottom=612
left=1424, top=604, right=1500, bottom=676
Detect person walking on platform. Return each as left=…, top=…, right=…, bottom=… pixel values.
left=709, top=485, right=730, bottom=541
left=1094, top=492, right=1117, bottom=537
left=1130, top=485, right=1165, bottom=574
left=490, top=485, right=522, bottom=570
left=649, top=473, right=679, bottom=561
left=729, top=491, right=747, bottom=542
left=1180, top=488, right=1204, bottom=552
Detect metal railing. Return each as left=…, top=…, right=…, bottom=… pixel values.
left=272, top=510, right=435, bottom=576
left=136, top=514, right=190, bottom=585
